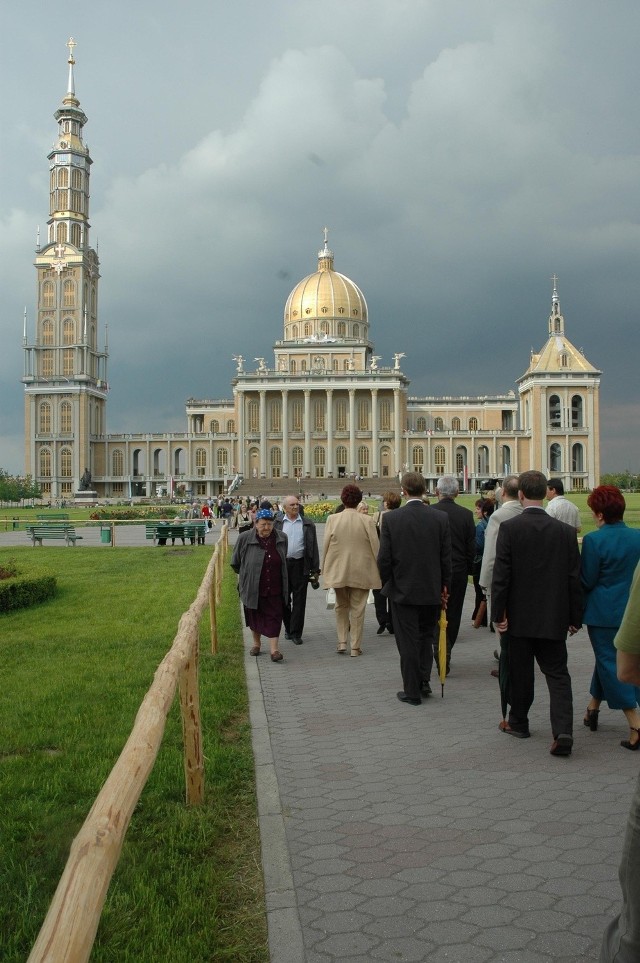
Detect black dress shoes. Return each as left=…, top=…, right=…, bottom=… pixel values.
left=291, top=636, right=304, bottom=645
left=397, top=691, right=421, bottom=706
left=421, top=681, right=432, bottom=697
left=376, top=624, right=386, bottom=635
left=550, top=734, right=573, bottom=756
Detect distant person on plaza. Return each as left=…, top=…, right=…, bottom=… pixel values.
left=371, top=491, right=402, bottom=636
left=357, top=501, right=370, bottom=514
left=491, top=470, right=582, bottom=756
left=600, top=561, right=640, bottom=962
left=479, top=475, right=522, bottom=678
left=378, top=472, right=451, bottom=705
left=545, top=477, right=581, bottom=531
left=471, top=498, right=495, bottom=627
left=431, top=475, right=475, bottom=674
left=230, top=508, right=288, bottom=663
left=581, top=486, right=640, bottom=748
left=322, top=485, right=381, bottom=657
left=235, top=502, right=253, bottom=533
left=274, top=495, right=320, bottom=646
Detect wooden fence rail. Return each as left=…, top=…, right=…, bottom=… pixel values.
left=27, top=524, right=229, bottom=963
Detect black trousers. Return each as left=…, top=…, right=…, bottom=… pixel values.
left=508, top=635, right=574, bottom=737
left=284, top=557, right=308, bottom=638
left=373, top=588, right=393, bottom=631
left=391, top=601, right=440, bottom=700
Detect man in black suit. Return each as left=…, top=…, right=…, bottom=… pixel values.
left=274, top=495, right=320, bottom=645
left=378, top=472, right=451, bottom=706
left=431, top=475, right=475, bottom=673
left=491, top=470, right=582, bottom=756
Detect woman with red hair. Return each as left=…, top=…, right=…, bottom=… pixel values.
left=582, top=485, right=640, bottom=748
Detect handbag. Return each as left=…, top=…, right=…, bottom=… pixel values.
left=326, top=587, right=336, bottom=609
left=367, top=589, right=375, bottom=604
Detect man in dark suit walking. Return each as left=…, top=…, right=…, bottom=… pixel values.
left=378, top=472, right=451, bottom=706
left=431, top=475, right=476, bottom=673
left=491, top=470, right=582, bottom=755
left=274, top=495, right=320, bottom=645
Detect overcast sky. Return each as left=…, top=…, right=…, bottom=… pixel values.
left=1, top=1, right=638, bottom=475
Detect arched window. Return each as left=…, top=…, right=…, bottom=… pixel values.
left=456, top=446, right=467, bottom=474
left=434, top=445, right=446, bottom=475
left=353, top=324, right=360, bottom=339
left=292, top=446, right=304, bottom=477
left=358, top=399, right=369, bottom=430
left=320, top=320, right=329, bottom=334
left=60, top=401, right=72, bottom=433
left=39, top=448, right=52, bottom=477
left=343, top=360, right=350, bottom=371
left=301, top=360, right=307, bottom=371
left=56, top=223, right=68, bottom=244
left=63, top=349, right=73, bottom=377
left=210, top=419, right=219, bottom=433
left=501, top=445, right=511, bottom=474
left=412, top=445, right=424, bottom=472
left=477, top=445, right=489, bottom=474
left=269, top=399, right=282, bottom=432
left=357, top=446, right=369, bottom=476
left=416, top=417, right=426, bottom=432
left=469, top=417, right=478, bottom=431
left=41, top=350, right=54, bottom=378
left=292, top=400, right=304, bottom=431
left=195, top=448, right=207, bottom=476
left=58, top=168, right=69, bottom=188
left=71, top=224, right=81, bottom=247
left=248, top=400, right=259, bottom=432
left=63, top=318, right=75, bottom=344
left=336, top=399, right=347, bottom=430
left=270, top=447, right=281, bottom=478
left=291, top=324, right=298, bottom=339
left=571, top=395, right=583, bottom=428
left=39, top=401, right=51, bottom=433
left=304, top=323, right=312, bottom=336
left=337, top=321, right=346, bottom=337
left=549, top=395, right=561, bottom=428
left=42, top=281, right=55, bottom=308
left=550, top=443, right=562, bottom=472
left=572, top=443, right=584, bottom=472
left=314, top=399, right=325, bottom=431
left=380, top=399, right=392, bottom=431
left=60, top=448, right=72, bottom=477
left=112, top=449, right=124, bottom=477
left=452, top=417, right=461, bottom=431
left=434, top=417, right=444, bottom=431
left=63, top=279, right=75, bottom=307
left=336, top=445, right=348, bottom=470
left=42, top=319, right=54, bottom=344
left=290, top=360, right=297, bottom=373
left=217, top=449, right=229, bottom=469
left=314, top=446, right=325, bottom=478
left=332, top=359, right=339, bottom=371
left=226, top=419, right=235, bottom=433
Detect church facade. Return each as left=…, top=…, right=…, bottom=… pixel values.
left=22, top=44, right=601, bottom=501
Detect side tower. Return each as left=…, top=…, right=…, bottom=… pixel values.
left=517, top=277, right=600, bottom=489
left=23, top=39, right=108, bottom=501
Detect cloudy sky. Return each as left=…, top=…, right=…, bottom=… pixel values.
left=1, top=1, right=638, bottom=475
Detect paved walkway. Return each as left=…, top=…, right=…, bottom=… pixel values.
left=245, top=526, right=636, bottom=963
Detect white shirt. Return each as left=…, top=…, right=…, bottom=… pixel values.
left=546, top=495, right=581, bottom=531
left=282, top=515, right=304, bottom=558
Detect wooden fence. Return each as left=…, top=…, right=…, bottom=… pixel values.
left=27, top=524, right=230, bottom=963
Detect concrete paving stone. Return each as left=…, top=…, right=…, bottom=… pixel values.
left=312, top=931, right=380, bottom=956
left=424, top=944, right=493, bottom=963
left=499, top=889, right=555, bottom=911
left=492, top=953, right=553, bottom=963
left=307, top=910, right=375, bottom=934
left=512, top=908, right=575, bottom=933
left=363, top=914, right=423, bottom=938
left=414, top=919, right=479, bottom=946
left=306, top=891, right=369, bottom=912
left=370, top=937, right=437, bottom=961
left=524, top=930, right=594, bottom=957
left=471, top=924, right=536, bottom=950
left=487, top=873, right=542, bottom=892
left=304, top=873, right=362, bottom=893
left=412, top=901, right=467, bottom=923
left=449, top=886, right=509, bottom=908
left=459, top=904, right=520, bottom=927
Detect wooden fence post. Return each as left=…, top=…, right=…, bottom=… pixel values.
left=179, top=628, right=204, bottom=806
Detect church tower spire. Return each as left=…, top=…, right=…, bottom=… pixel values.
left=22, top=40, right=109, bottom=501
left=548, top=273, right=565, bottom=337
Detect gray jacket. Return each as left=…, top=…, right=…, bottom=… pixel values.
left=230, top=527, right=289, bottom=609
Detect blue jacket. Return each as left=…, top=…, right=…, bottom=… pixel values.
left=581, top=522, right=640, bottom=627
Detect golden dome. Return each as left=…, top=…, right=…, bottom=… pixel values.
left=284, top=235, right=368, bottom=341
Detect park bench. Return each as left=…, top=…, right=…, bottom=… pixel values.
left=27, top=525, right=82, bottom=546
left=37, top=513, right=70, bottom=521
left=145, top=523, right=206, bottom=545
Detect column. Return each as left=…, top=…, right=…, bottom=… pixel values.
left=281, top=388, right=289, bottom=478
left=236, top=387, right=245, bottom=478
left=371, top=388, right=378, bottom=477
left=349, top=389, right=356, bottom=475
left=393, top=388, right=401, bottom=478
left=304, top=389, right=311, bottom=477
left=259, top=389, right=266, bottom=479
left=326, top=388, right=333, bottom=477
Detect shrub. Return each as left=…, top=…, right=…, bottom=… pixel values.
left=0, top=573, right=57, bottom=613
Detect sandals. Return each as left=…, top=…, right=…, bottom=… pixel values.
left=250, top=646, right=261, bottom=657
left=621, top=727, right=640, bottom=751
left=270, top=651, right=284, bottom=663
left=583, top=707, right=600, bottom=731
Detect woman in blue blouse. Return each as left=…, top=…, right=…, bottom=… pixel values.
left=582, top=486, right=640, bottom=749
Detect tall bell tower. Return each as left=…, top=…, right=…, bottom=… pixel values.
left=23, top=39, right=109, bottom=500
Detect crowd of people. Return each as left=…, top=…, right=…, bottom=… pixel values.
left=227, top=471, right=640, bottom=961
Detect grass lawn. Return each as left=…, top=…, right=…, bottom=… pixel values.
left=0, top=545, right=268, bottom=962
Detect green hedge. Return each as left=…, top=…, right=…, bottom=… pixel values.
left=0, top=575, right=57, bottom=613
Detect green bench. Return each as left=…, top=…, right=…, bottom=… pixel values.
left=37, top=513, right=70, bottom=521
left=145, top=523, right=206, bottom=545
left=27, top=525, right=82, bottom=546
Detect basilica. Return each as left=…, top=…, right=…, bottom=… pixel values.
left=22, top=43, right=601, bottom=501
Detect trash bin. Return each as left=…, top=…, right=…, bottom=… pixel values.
left=100, top=525, right=111, bottom=544
left=12, top=517, right=20, bottom=530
